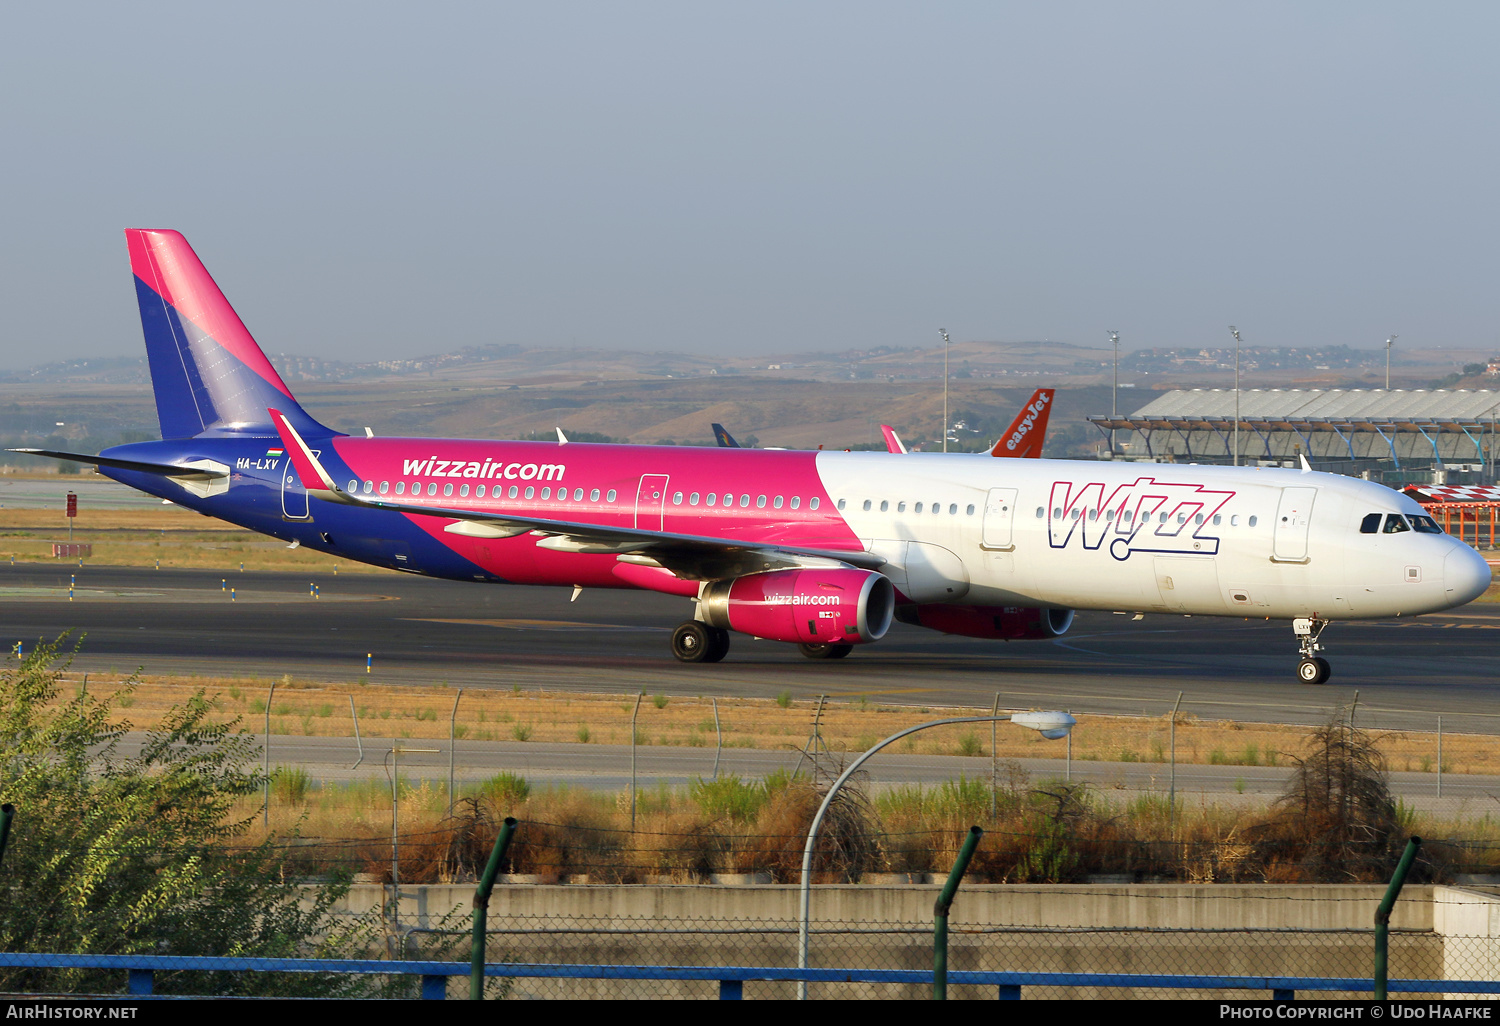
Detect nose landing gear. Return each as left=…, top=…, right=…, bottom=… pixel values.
left=1294, top=617, right=1331, bottom=684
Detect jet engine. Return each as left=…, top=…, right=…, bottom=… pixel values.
left=898, top=604, right=1074, bottom=640
left=700, top=568, right=895, bottom=645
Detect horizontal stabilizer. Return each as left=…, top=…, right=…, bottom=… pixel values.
left=8, top=448, right=228, bottom=479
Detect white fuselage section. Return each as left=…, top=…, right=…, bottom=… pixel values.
left=816, top=453, right=1492, bottom=619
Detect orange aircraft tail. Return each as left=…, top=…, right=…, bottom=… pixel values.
left=990, top=388, right=1054, bottom=458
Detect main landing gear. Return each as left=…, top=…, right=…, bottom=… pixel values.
left=798, top=643, right=853, bottom=660
left=1294, top=617, right=1332, bottom=685
left=671, top=621, right=730, bottom=663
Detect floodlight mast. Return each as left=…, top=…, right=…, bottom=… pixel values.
left=939, top=329, right=950, bottom=453
left=1229, top=327, right=1242, bottom=466
left=1386, top=335, right=1398, bottom=390
left=1108, top=331, right=1120, bottom=456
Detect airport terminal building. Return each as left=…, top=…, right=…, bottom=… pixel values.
left=1088, top=389, right=1500, bottom=485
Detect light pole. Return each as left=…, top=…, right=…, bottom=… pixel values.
left=1386, top=335, right=1398, bottom=390
left=1229, top=326, right=1242, bottom=466
left=1108, top=330, right=1120, bottom=456
left=795, top=710, right=1075, bottom=1000
left=939, top=329, right=950, bottom=453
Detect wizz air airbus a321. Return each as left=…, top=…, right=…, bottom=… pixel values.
left=18, top=231, right=1492, bottom=683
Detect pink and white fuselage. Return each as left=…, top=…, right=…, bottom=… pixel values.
left=316, top=433, right=1489, bottom=630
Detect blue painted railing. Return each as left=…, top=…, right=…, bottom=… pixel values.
left=0, top=953, right=1496, bottom=999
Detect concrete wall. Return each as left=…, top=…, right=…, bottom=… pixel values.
left=325, top=883, right=1470, bottom=999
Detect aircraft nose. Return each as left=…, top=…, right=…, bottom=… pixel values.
left=1444, top=545, right=1493, bottom=607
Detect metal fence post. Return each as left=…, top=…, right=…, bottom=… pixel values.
left=470, top=817, right=518, bottom=1000
left=263, top=682, right=275, bottom=828
left=0, top=804, right=14, bottom=870
left=630, top=693, right=643, bottom=831
left=1375, top=836, right=1422, bottom=1001
left=934, top=825, right=983, bottom=1000
left=712, top=698, right=722, bottom=782
left=449, top=688, right=463, bottom=817
left=127, top=969, right=153, bottom=996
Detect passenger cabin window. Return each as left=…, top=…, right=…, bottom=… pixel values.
left=1383, top=514, right=1411, bottom=534
left=809, top=497, right=820, bottom=510
left=790, top=496, right=800, bottom=509
left=1360, top=513, right=1382, bottom=534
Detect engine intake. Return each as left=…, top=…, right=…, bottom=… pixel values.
left=899, top=604, right=1074, bottom=640
left=701, top=568, right=895, bottom=645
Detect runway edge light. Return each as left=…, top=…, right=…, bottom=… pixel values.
left=1012, top=711, right=1076, bottom=740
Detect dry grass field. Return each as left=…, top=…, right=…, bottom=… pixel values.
left=66, top=669, right=1490, bottom=777
left=0, top=506, right=392, bottom=573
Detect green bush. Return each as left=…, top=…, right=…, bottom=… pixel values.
left=0, top=635, right=363, bottom=996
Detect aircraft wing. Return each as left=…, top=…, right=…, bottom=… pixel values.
left=270, top=410, right=882, bottom=582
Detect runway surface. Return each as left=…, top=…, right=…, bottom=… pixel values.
left=3, top=563, right=1497, bottom=735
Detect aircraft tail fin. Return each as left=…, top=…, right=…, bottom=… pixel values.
left=990, top=388, right=1054, bottom=458
left=126, top=229, right=331, bottom=440
left=880, top=425, right=907, bottom=454
left=711, top=423, right=742, bottom=448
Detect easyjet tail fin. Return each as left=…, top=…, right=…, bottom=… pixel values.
left=990, top=388, right=1053, bottom=458
left=127, top=229, right=331, bottom=440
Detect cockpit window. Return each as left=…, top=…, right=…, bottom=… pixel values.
left=1382, top=514, right=1411, bottom=534
left=1409, top=515, right=1444, bottom=534
left=1360, top=513, right=1382, bottom=534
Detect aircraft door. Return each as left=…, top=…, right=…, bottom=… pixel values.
left=635, top=474, right=670, bottom=531
left=981, top=487, right=1018, bottom=550
left=281, top=450, right=318, bottom=520
left=1272, top=487, right=1317, bottom=563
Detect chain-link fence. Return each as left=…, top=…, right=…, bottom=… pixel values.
left=391, top=914, right=1491, bottom=1000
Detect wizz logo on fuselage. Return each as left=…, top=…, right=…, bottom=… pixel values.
left=1047, top=478, right=1235, bottom=561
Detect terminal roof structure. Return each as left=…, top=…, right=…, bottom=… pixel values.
left=1087, top=389, right=1500, bottom=466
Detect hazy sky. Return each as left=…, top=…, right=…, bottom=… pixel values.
left=1, top=2, right=1497, bottom=367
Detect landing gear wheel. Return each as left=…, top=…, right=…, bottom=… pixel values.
left=671, top=621, right=714, bottom=663
left=798, top=642, right=854, bottom=660
left=1292, top=618, right=1333, bottom=684
left=703, top=627, right=731, bottom=663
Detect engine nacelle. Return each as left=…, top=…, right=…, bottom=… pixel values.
left=898, top=604, right=1074, bottom=641
left=701, top=568, right=895, bottom=645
